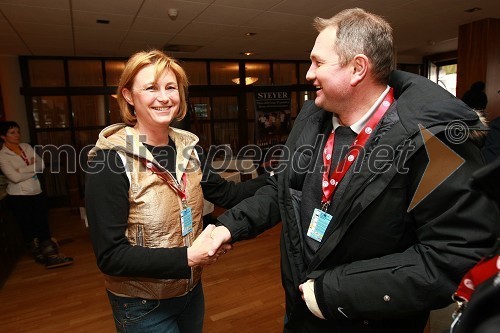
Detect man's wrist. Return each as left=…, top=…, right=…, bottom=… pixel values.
left=303, top=279, right=325, bottom=319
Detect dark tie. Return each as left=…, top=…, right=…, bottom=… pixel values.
left=331, top=126, right=357, bottom=171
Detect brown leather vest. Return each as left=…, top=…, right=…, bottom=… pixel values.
left=94, top=124, right=204, bottom=299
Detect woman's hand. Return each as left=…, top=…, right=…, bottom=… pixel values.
left=187, top=224, right=232, bottom=267
left=208, top=226, right=232, bottom=256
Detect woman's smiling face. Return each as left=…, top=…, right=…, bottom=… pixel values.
left=123, top=64, right=180, bottom=130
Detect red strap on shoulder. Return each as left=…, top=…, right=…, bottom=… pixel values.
left=453, top=255, right=500, bottom=302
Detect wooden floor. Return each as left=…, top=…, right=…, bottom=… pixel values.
left=0, top=207, right=284, bottom=333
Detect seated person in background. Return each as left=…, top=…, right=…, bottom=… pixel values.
left=0, top=121, right=73, bottom=269
left=462, top=81, right=488, bottom=111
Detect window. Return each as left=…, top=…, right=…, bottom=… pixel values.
left=71, top=95, right=106, bottom=127
left=428, top=61, right=457, bottom=96
left=245, top=63, right=271, bottom=86
left=105, top=61, right=126, bottom=87
left=273, top=62, right=297, bottom=85
left=299, top=62, right=311, bottom=84
left=424, top=52, right=457, bottom=97
left=32, top=96, right=69, bottom=128
left=210, top=61, right=239, bottom=85
left=182, top=61, right=208, bottom=85
left=29, top=60, right=65, bottom=87
left=68, top=60, right=103, bottom=86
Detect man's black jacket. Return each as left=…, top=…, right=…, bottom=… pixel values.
left=218, top=70, right=500, bottom=332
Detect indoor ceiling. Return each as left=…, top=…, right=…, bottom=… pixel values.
left=0, top=0, right=499, bottom=64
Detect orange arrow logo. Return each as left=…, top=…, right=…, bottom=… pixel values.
left=408, top=124, right=465, bottom=211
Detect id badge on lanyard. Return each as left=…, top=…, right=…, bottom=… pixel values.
left=307, top=208, right=333, bottom=242
left=142, top=159, right=193, bottom=236
left=180, top=205, right=193, bottom=236
left=306, top=88, right=394, bottom=243
left=177, top=178, right=193, bottom=237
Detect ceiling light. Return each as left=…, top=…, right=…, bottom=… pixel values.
left=232, top=77, right=259, bottom=85
left=464, top=7, right=482, bottom=13
left=240, top=52, right=254, bottom=56
left=245, top=32, right=257, bottom=36
left=163, top=44, right=202, bottom=52
left=168, top=8, right=178, bottom=20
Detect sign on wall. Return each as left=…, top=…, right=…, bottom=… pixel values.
left=254, top=90, right=291, bottom=148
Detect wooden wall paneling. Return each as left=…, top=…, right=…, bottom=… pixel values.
left=457, top=19, right=489, bottom=99
left=485, top=19, right=500, bottom=120
left=457, top=18, right=500, bottom=121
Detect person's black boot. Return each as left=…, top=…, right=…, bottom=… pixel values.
left=39, top=239, right=73, bottom=269
left=28, top=238, right=45, bottom=264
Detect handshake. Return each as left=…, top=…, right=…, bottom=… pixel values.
left=187, top=224, right=233, bottom=267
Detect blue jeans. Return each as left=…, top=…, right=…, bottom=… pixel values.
left=106, top=283, right=204, bottom=333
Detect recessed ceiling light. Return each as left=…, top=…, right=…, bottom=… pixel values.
left=163, top=44, right=202, bottom=52
left=245, top=32, right=257, bottom=36
left=96, top=19, right=110, bottom=24
left=240, top=52, right=254, bottom=56
left=464, top=7, right=482, bottom=13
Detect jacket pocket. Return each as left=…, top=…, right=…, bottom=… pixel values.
left=344, top=259, right=415, bottom=276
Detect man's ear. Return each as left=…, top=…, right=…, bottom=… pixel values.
left=122, top=88, right=134, bottom=106
left=350, top=54, right=369, bottom=86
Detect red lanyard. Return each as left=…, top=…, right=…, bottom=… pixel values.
left=19, top=148, right=30, bottom=166
left=141, top=158, right=188, bottom=206
left=321, top=88, right=394, bottom=207
left=7, top=146, right=30, bottom=166
left=453, top=254, right=500, bottom=303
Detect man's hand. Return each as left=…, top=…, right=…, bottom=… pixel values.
left=187, top=224, right=231, bottom=267
left=298, top=283, right=306, bottom=300
left=299, top=279, right=326, bottom=319
left=208, top=225, right=232, bottom=256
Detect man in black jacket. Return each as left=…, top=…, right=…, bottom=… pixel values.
left=209, top=8, right=500, bottom=333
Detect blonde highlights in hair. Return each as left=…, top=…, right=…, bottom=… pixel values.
left=117, top=49, right=189, bottom=126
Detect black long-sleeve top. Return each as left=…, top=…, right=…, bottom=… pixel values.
left=85, top=145, right=268, bottom=280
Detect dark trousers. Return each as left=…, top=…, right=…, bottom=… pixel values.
left=8, top=193, right=51, bottom=243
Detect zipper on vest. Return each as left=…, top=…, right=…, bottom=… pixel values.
left=186, top=232, right=194, bottom=292
left=136, top=224, right=144, bottom=246
left=179, top=202, right=194, bottom=293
